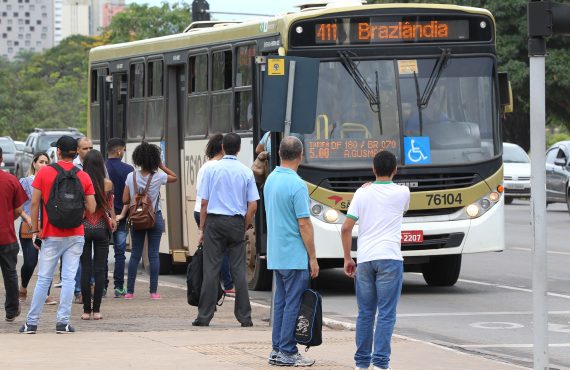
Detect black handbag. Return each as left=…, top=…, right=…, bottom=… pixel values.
left=295, top=289, right=323, bottom=350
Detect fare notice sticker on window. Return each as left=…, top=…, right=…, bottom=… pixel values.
left=267, top=58, right=285, bottom=76
left=398, top=60, right=418, bottom=75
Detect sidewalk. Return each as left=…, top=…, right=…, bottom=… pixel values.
left=0, top=272, right=528, bottom=369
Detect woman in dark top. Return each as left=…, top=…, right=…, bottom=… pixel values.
left=80, top=150, right=116, bottom=320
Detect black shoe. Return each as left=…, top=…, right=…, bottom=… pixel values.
left=55, top=322, right=75, bottom=334
left=19, top=323, right=37, bottom=334
left=192, top=319, right=209, bottom=327
left=6, top=307, right=21, bottom=322
left=240, top=320, right=253, bottom=327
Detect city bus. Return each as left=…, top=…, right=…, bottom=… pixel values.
left=88, top=1, right=511, bottom=288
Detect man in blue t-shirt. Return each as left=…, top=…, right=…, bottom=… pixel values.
left=263, top=136, right=319, bottom=367
left=105, top=138, right=134, bottom=297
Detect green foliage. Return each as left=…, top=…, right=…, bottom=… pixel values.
left=547, top=133, right=570, bottom=148
left=103, top=2, right=192, bottom=43
left=0, top=35, right=98, bottom=140
left=0, top=2, right=191, bottom=140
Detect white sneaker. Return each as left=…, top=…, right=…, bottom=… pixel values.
left=355, top=367, right=369, bottom=370
left=372, top=366, right=391, bottom=370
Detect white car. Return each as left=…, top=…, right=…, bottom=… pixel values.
left=503, top=142, right=531, bottom=204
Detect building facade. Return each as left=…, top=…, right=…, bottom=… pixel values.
left=0, top=0, right=54, bottom=59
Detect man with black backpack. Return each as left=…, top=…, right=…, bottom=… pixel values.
left=20, top=135, right=96, bottom=334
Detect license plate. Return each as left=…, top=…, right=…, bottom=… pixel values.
left=510, top=183, right=524, bottom=189
left=401, top=230, right=424, bottom=244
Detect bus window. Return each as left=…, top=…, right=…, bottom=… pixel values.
left=146, top=60, right=165, bottom=139
left=211, top=49, right=232, bottom=133
left=148, top=60, right=163, bottom=97
left=234, top=44, right=256, bottom=131
left=235, top=91, right=252, bottom=131
left=236, top=45, right=255, bottom=87
left=129, top=62, right=144, bottom=99
left=212, top=50, right=232, bottom=90
left=187, top=54, right=208, bottom=136
left=128, top=62, right=145, bottom=139
left=189, top=54, right=208, bottom=93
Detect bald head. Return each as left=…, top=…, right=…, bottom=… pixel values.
left=279, top=136, right=303, bottom=162
left=77, top=137, right=93, bottom=161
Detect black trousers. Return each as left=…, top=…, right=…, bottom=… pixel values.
left=80, top=228, right=110, bottom=313
left=0, top=243, right=20, bottom=317
left=197, top=214, right=251, bottom=324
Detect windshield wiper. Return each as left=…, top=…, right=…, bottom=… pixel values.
left=412, top=48, right=451, bottom=134
left=338, top=51, right=383, bottom=135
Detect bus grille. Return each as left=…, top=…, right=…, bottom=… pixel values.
left=326, top=173, right=479, bottom=193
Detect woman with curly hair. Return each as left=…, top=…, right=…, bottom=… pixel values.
left=119, top=142, right=177, bottom=299
left=80, top=150, right=116, bottom=320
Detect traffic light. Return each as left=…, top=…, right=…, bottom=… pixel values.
left=192, top=0, right=210, bottom=22
left=528, top=0, right=570, bottom=37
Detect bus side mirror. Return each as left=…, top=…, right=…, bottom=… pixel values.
left=498, top=72, right=513, bottom=114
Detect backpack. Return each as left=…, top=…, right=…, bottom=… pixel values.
left=295, top=289, right=323, bottom=350
left=44, top=163, right=85, bottom=229
left=186, top=244, right=225, bottom=307
left=128, top=172, right=156, bottom=230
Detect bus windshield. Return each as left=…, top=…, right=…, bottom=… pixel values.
left=297, top=56, right=498, bottom=168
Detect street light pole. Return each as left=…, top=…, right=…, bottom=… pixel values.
left=528, top=37, right=549, bottom=370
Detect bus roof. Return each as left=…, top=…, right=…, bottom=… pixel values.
left=89, top=3, right=493, bottom=63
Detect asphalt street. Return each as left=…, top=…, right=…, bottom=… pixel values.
left=12, top=199, right=569, bottom=369
left=161, top=199, right=570, bottom=369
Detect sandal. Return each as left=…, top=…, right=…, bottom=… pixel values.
left=93, top=312, right=103, bottom=320
left=81, top=313, right=91, bottom=320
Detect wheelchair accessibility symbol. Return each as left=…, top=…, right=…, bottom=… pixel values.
left=404, top=137, right=431, bottom=165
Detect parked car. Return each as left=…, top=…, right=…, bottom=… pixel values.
left=17, top=128, right=83, bottom=178
left=502, top=142, right=531, bottom=204
left=0, top=136, right=17, bottom=175
left=14, top=140, right=25, bottom=152
left=545, top=140, right=570, bottom=212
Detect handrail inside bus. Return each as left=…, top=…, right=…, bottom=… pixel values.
left=315, top=114, right=329, bottom=139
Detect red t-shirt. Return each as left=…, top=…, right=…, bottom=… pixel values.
left=32, top=161, right=95, bottom=238
left=0, top=171, right=28, bottom=244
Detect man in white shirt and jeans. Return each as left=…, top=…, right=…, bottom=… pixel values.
left=341, top=151, right=410, bottom=370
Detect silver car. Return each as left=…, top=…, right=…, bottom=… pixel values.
left=503, top=142, right=531, bottom=204
left=545, top=140, right=570, bottom=212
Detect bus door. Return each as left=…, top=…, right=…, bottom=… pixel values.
left=96, top=72, right=127, bottom=154
left=165, top=64, right=187, bottom=264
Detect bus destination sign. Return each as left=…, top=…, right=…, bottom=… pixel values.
left=315, top=20, right=469, bottom=44
left=308, top=139, right=397, bottom=160
left=290, top=15, right=493, bottom=47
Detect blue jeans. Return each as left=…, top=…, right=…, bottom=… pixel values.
left=194, top=211, right=233, bottom=290
left=26, top=236, right=84, bottom=326
left=354, top=259, right=403, bottom=369
left=113, top=219, right=128, bottom=290
left=272, top=269, right=309, bottom=355
left=127, top=211, right=163, bottom=294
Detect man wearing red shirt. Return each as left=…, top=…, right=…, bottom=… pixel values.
left=0, top=147, right=28, bottom=322
left=20, top=136, right=96, bottom=334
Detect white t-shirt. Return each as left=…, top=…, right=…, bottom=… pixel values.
left=347, top=182, right=410, bottom=263
left=194, top=160, right=218, bottom=213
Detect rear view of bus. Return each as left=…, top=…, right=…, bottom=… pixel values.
left=276, top=3, right=507, bottom=288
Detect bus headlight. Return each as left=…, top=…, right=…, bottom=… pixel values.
left=324, top=209, right=339, bottom=223
left=310, top=200, right=346, bottom=224
left=311, top=204, right=323, bottom=216
left=462, top=190, right=502, bottom=219
left=466, top=204, right=480, bottom=218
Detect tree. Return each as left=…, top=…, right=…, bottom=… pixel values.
left=103, top=2, right=192, bottom=43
